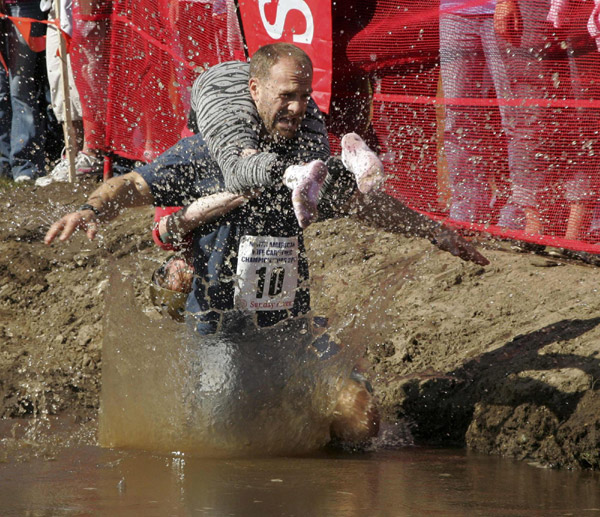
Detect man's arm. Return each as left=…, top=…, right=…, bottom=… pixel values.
left=45, top=171, right=254, bottom=246
left=44, top=171, right=153, bottom=244
left=354, top=192, right=490, bottom=266
left=155, top=148, right=259, bottom=245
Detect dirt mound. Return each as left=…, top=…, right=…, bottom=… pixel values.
left=2, top=179, right=600, bottom=468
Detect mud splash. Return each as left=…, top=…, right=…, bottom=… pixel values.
left=98, top=271, right=362, bottom=456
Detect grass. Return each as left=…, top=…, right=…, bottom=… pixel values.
left=0, top=177, right=17, bottom=192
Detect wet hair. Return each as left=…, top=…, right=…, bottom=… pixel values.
left=249, top=43, right=313, bottom=81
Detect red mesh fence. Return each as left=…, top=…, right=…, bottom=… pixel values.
left=67, top=0, right=600, bottom=252
left=71, top=0, right=244, bottom=161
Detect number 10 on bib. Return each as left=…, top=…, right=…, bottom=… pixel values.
left=234, top=235, right=300, bottom=311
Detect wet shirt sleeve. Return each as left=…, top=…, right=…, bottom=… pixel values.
left=136, top=134, right=225, bottom=207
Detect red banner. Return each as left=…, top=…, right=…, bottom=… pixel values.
left=237, top=0, right=332, bottom=113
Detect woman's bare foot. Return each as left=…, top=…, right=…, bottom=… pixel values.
left=524, top=207, right=542, bottom=235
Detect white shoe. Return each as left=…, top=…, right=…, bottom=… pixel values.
left=283, top=160, right=328, bottom=229
left=35, top=150, right=103, bottom=186
left=36, top=150, right=69, bottom=186
left=341, top=133, right=385, bottom=194
left=14, top=174, right=32, bottom=183
left=73, top=151, right=104, bottom=176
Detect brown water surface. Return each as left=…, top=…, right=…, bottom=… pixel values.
left=1, top=434, right=599, bottom=516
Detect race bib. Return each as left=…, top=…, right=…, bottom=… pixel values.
left=234, top=235, right=299, bottom=311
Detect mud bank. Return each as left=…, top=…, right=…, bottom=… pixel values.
left=1, top=179, right=599, bottom=468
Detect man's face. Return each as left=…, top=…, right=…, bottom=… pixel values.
left=249, top=57, right=313, bottom=140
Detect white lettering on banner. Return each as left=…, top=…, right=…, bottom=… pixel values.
left=257, top=0, right=314, bottom=44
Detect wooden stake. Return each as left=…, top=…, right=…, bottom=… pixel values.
left=56, top=0, right=77, bottom=182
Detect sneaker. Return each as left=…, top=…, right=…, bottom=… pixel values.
left=341, top=132, right=385, bottom=194
left=35, top=150, right=103, bottom=186
left=283, top=160, right=328, bottom=229
left=14, top=174, right=33, bottom=183
left=497, top=203, right=526, bottom=230
left=36, top=149, right=69, bottom=186
left=74, top=151, right=104, bottom=175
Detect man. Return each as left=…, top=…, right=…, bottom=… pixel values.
left=45, top=43, right=488, bottom=444
left=0, top=0, right=52, bottom=181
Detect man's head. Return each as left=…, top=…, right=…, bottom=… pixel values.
left=249, top=43, right=314, bottom=140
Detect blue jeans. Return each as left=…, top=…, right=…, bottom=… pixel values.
left=186, top=310, right=342, bottom=365
left=0, top=3, right=49, bottom=179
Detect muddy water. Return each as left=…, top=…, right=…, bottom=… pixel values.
left=1, top=437, right=599, bottom=516
left=98, top=273, right=363, bottom=456
left=3, top=276, right=600, bottom=515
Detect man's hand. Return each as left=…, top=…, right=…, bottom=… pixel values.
left=494, top=0, right=523, bottom=47
left=44, top=210, right=99, bottom=244
left=432, top=227, right=490, bottom=266
left=44, top=172, right=153, bottom=246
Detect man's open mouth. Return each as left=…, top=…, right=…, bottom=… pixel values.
left=278, top=117, right=299, bottom=130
